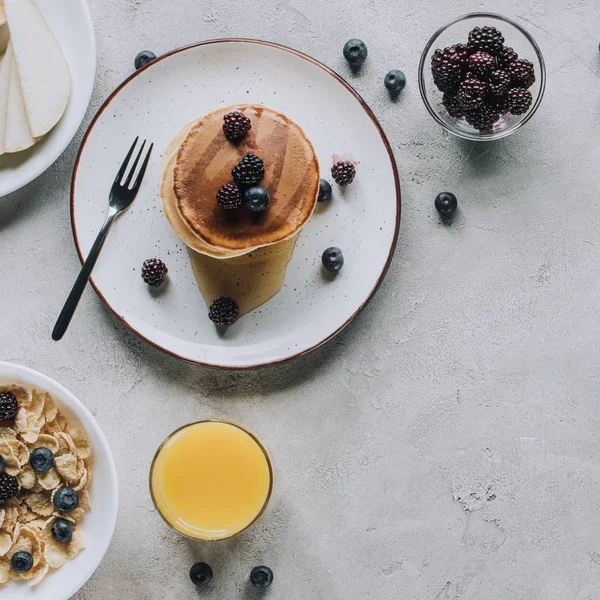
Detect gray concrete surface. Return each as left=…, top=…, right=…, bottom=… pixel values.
left=1, top=0, right=600, bottom=598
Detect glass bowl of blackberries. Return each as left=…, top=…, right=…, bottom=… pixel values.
left=419, top=13, right=546, bottom=140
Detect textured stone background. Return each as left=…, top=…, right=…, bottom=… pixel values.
left=1, top=0, right=600, bottom=598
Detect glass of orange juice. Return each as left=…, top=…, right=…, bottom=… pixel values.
left=149, top=420, right=273, bottom=540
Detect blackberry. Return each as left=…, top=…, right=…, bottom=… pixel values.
left=0, top=473, right=18, bottom=503
left=508, top=59, right=535, bottom=88
left=468, top=51, right=496, bottom=79
left=232, top=154, right=264, bottom=187
left=488, top=70, right=511, bottom=96
left=457, top=77, right=487, bottom=111
left=141, top=258, right=168, bottom=287
left=466, top=105, right=500, bottom=132
left=467, top=26, right=505, bottom=55
left=223, top=111, right=251, bottom=143
left=487, top=93, right=510, bottom=113
left=0, top=392, right=18, bottom=421
left=331, top=161, right=356, bottom=186
left=431, top=45, right=468, bottom=92
left=508, top=87, right=533, bottom=115
left=208, top=297, right=239, bottom=327
left=217, top=182, right=243, bottom=210
left=442, top=92, right=464, bottom=118
left=497, top=46, right=519, bottom=69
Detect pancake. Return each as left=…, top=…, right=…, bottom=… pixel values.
left=173, top=105, right=320, bottom=252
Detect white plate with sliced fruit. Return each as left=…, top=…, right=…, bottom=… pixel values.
left=0, top=0, right=95, bottom=197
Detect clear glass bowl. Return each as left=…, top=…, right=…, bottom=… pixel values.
left=419, top=12, right=546, bottom=141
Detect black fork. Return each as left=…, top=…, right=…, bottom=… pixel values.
left=52, top=138, right=153, bottom=341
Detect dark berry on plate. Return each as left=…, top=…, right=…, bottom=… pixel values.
left=217, top=182, right=244, bottom=210
left=442, top=92, right=464, bottom=118
left=343, top=39, right=368, bottom=67
left=317, top=179, right=332, bottom=203
left=232, top=153, right=264, bottom=187
left=0, top=392, right=18, bottom=421
left=250, top=566, right=274, bottom=589
left=141, top=258, right=168, bottom=287
left=30, top=447, right=54, bottom=473
left=0, top=456, right=5, bottom=474
left=435, top=192, right=458, bottom=218
left=53, top=488, right=79, bottom=513
left=508, top=87, right=533, bottom=115
left=134, top=50, right=156, bottom=70
left=384, top=70, right=406, bottom=93
left=223, top=110, right=251, bottom=142
left=0, top=473, right=18, bottom=503
left=11, top=551, right=33, bottom=573
left=468, top=51, right=496, bottom=79
left=457, top=77, right=487, bottom=111
left=466, top=105, right=500, bottom=132
left=52, top=518, right=74, bottom=544
left=331, top=161, right=356, bottom=186
left=208, top=297, right=239, bottom=327
left=488, top=70, right=511, bottom=96
left=244, top=186, right=270, bottom=212
left=467, top=26, right=505, bottom=55
left=190, top=562, right=213, bottom=586
left=431, top=45, right=468, bottom=92
left=497, top=46, right=518, bottom=69
left=508, top=59, right=535, bottom=88
left=322, top=247, right=344, bottom=273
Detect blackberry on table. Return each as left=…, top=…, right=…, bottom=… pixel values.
left=508, top=87, right=533, bottom=115
left=331, top=161, right=356, bottom=186
left=217, top=182, right=243, bottom=210
left=488, top=70, right=511, bottom=96
left=457, top=77, right=487, bottom=111
left=467, top=26, right=505, bottom=55
left=223, top=111, right=251, bottom=143
left=141, top=258, right=168, bottom=287
left=442, top=92, right=464, bottom=118
left=508, top=59, right=535, bottom=88
left=468, top=51, right=496, bottom=79
left=0, top=473, right=18, bottom=503
left=0, top=392, right=18, bottom=421
left=209, top=297, right=239, bottom=327
left=431, top=44, right=468, bottom=91
left=232, top=154, right=264, bottom=187
left=497, top=46, right=519, bottom=69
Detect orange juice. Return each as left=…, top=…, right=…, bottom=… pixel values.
left=150, top=420, right=272, bottom=540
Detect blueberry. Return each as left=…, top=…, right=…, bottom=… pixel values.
left=0, top=456, right=5, bottom=474
left=11, top=551, right=33, bottom=573
left=317, top=179, right=333, bottom=203
left=250, top=566, right=274, bottom=589
left=343, top=39, right=368, bottom=67
left=53, top=488, right=79, bottom=513
left=434, top=192, right=458, bottom=218
left=52, top=518, right=73, bottom=544
left=384, top=70, right=406, bottom=94
left=322, top=247, right=344, bottom=273
left=134, top=50, right=156, bottom=70
left=30, top=447, right=54, bottom=473
left=244, top=186, right=269, bottom=212
left=189, top=562, right=213, bottom=587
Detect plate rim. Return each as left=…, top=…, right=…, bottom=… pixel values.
left=70, top=38, right=401, bottom=370
left=0, top=0, right=96, bottom=197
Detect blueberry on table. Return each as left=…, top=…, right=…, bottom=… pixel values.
left=245, top=186, right=270, bottom=212
left=384, top=70, right=406, bottom=93
left=30, top=447, right=54, bottom=473
left=53, top=488, right=79, bottom=513
left=250, top=566, right=274, bottom=588
left=11, top=551, right=33, bottom=573
left=52, top=518, right=74, bottom=544
left=317, top=179, right=333, bottom=203
left=435, top=192, right=458, bottom=218
left=190, top=562, right=213, bottom=587
left=343, top=39, right=368, bottom=67
left=134, top=50, right=156, bottom=70
left=322, top=247, right=344, bottom=273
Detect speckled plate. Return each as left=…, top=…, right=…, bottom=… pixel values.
left=71, top=40, right=400, bottom=368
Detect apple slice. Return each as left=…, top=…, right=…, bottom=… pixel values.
left=4, top=0, right=70, bottom=138
left=0, top=43, right=13, bottom=155
left=4, top=42, right=35, bottom=153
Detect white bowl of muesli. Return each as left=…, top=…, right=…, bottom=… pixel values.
left=0, top=362, right=118, bottom=600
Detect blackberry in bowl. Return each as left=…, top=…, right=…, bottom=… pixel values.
left=419, top=12, right=545, bottom=140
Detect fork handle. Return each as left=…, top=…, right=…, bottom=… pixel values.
left=52, top=212, right=117, bottom=341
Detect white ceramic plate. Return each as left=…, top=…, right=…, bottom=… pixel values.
left=0, top=362, right=118, bottom=600
left=0, top=0, right=96, bottom=197
left=71, top=40, right=401, bottom=368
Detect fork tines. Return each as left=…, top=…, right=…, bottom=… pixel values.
left=113, top=137, right=154, bottom=192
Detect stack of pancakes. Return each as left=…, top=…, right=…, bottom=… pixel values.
left=160, top=105, right=320, bottom=316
